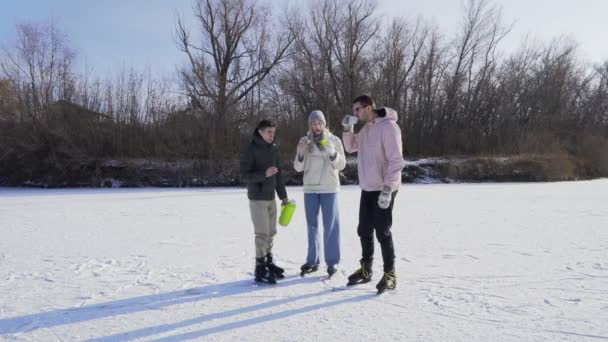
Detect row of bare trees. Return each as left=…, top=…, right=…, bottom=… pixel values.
left=1, top=0, right=607, bottom=181
left=271, top=0, right=608, bottom=158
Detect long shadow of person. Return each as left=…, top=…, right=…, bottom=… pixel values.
left=88, top=287, right=374, bottom=342
left=0, top=275, right=325, bottom=335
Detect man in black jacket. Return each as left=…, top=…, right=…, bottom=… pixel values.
left=240, top=119, right=289, bottom=284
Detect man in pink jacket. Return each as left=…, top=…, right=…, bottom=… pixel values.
left=342, top=95, right=405, bottom=294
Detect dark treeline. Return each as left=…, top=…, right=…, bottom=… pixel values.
left=1, top=0, right=607, bottom=185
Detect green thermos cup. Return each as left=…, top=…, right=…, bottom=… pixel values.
left=279, top=200, right=296, bottom=226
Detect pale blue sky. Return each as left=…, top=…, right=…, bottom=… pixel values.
left=1, top=0, right=607, bottom=77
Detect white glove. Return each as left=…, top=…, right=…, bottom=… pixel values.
left=324, top=139, right=336, bottom=157
left=341, top=115, right=358, bottom=132
left=378, top=186, right=393, bottom=209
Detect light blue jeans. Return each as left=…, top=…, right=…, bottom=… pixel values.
left=304, top=193, right=341, bottom=268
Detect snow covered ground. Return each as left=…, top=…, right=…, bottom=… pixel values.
left=1, top=180, right=607, bottom=341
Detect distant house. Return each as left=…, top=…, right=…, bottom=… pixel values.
left=0, top=79, right=18, bottom=120
left=46, top=100, right=112, bottom=127
left=0, top=81, right=114, bottom=127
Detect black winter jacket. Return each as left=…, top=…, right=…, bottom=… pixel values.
left=240, top=133, right=288, bottom=201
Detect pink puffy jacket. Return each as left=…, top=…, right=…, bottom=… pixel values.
left=342, top=107, right=405, bottom=191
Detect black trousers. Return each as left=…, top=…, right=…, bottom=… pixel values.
left=357, top=190, right=397, bottom=273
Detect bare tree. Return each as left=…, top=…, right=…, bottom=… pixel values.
left=407, top=27, right=450, bottom=154
left=176, top=0, right=295, bottom=116
left=586, top=61, right=608, bottom=127
left=328, top=0, right=379, bottom=116
left=175, top=0, right=296, bottom=158
left=371, top=16, right=428, bottom=122
left=0, top=19, right=76, bottom=119
left=279, top=0, right=379, bottom=129
left=442, top=0, right=509, bottom=127
left=2, top=1, right=608, bottom=185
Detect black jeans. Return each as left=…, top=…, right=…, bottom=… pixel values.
left=357, top=190, right=397, bottom=273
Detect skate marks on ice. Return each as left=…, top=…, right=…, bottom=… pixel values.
left=375, top=294, right=608, bottom=341
left=565, top=261, right=608, bottom=279
left=408, top=268, right=608, bottom=340
left=441, top=253, right=480, bottom=260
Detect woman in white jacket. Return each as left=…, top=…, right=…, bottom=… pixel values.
left=294, top=110, right=346, bottom=277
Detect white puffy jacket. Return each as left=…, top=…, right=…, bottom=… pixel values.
left=294, top=131, right=346, bottom=193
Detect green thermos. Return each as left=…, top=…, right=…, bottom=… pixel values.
left=279, top=200, right=296, bottom=226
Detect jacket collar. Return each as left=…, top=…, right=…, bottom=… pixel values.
left=252, top=133, right=273, bottom=146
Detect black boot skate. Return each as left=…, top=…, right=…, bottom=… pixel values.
left=346, top=260, right=372, bottom=286
left=327, top=265, right=338, bottom=278
left=300, top=263, right=319, bottom=277
left=375, top=272, right=397, bottom=294
left=265, top=253, right=285, bottom=279
left=254, top=257, right=276, bottom=284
